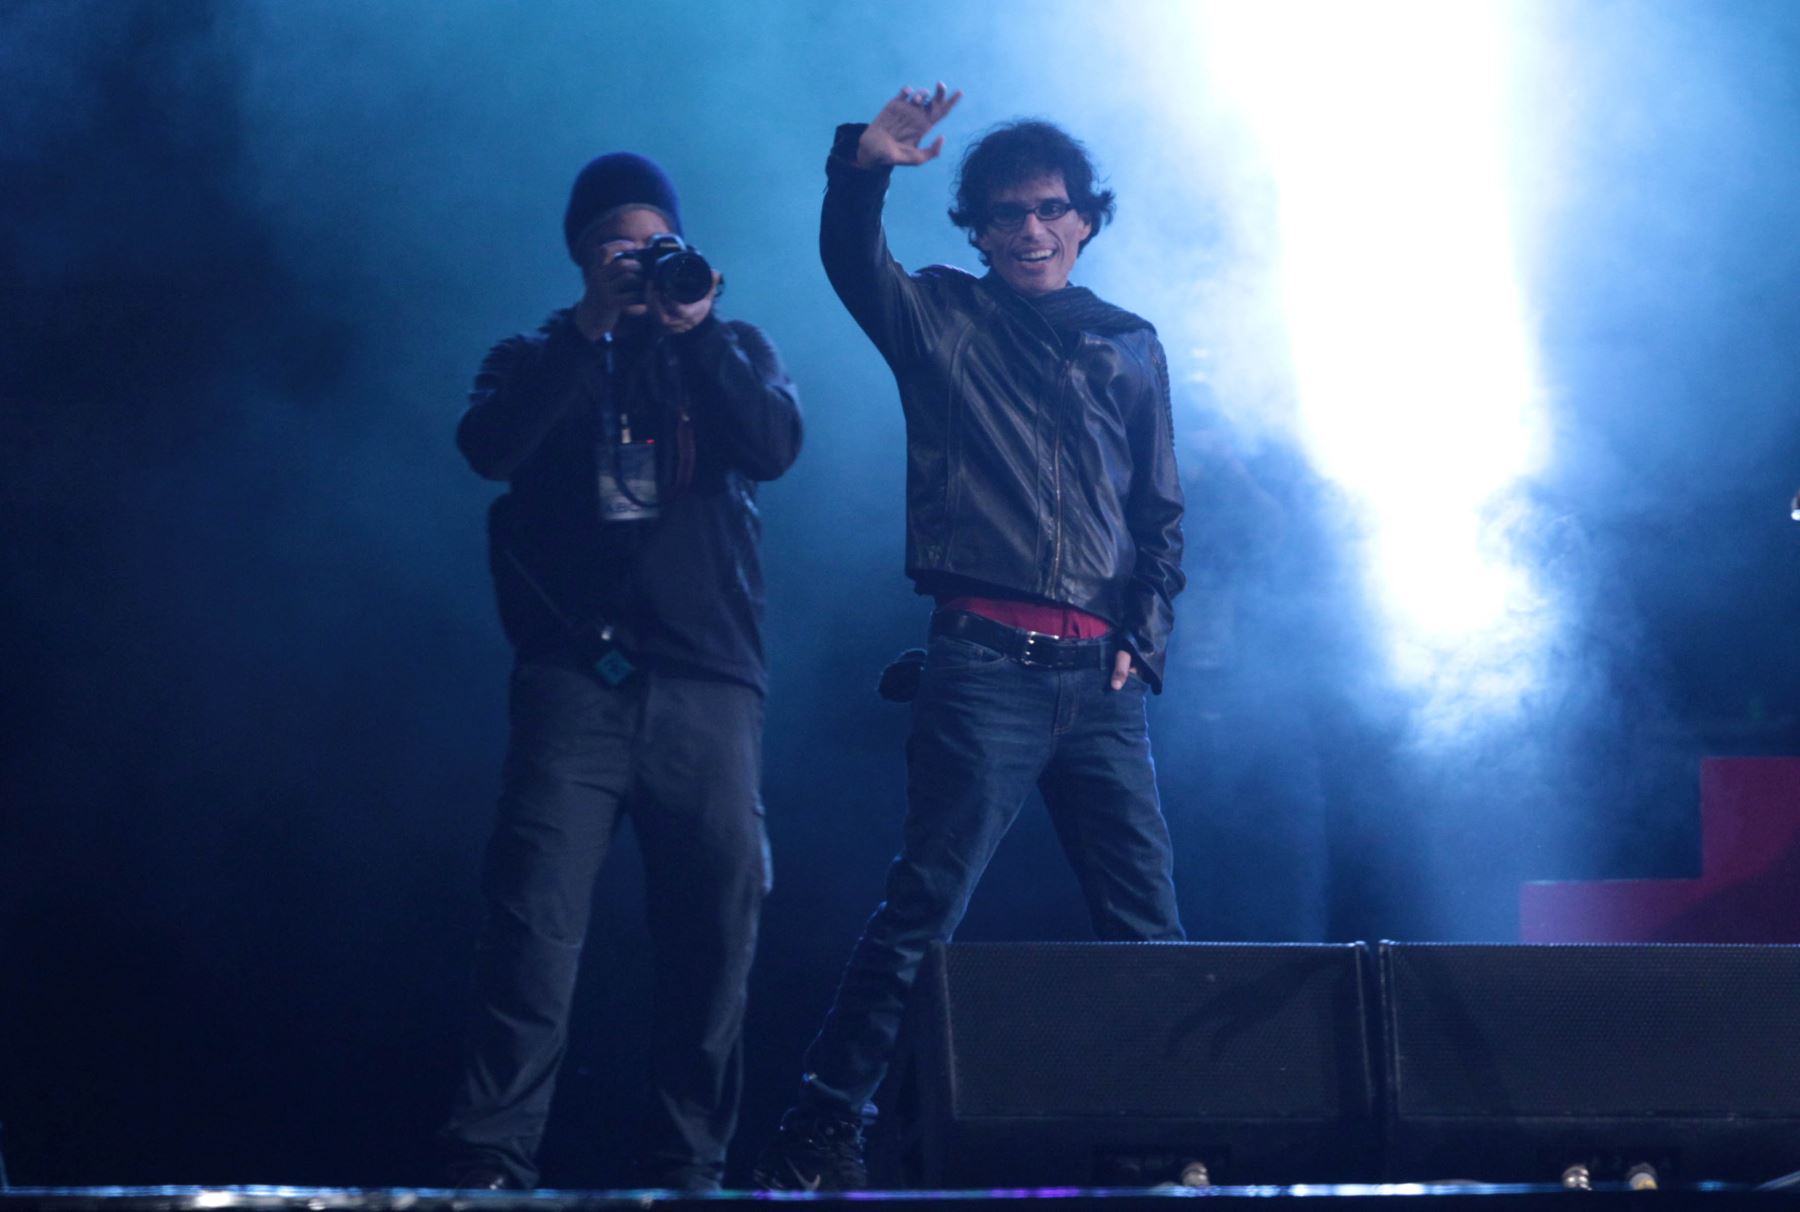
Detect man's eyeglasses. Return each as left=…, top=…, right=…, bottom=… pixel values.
left=985, top=199, right=1075, bottom=231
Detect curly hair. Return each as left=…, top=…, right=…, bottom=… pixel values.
left=948, top=120, right=1117, bottom=265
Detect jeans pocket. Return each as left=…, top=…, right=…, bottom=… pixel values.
left=927, top=633, right=1010, bottom=673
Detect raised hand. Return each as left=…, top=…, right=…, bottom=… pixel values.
left=856, top=82, right=963, bottom=169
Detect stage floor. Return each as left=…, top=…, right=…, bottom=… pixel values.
left=3, top=1183, right=1800, bottom=1211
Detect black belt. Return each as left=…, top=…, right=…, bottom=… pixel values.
left=929, top=609, right=1110, bottom=671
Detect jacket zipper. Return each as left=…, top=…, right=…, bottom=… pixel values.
left=995, top=287, right=1077, bottom=594
left=1049, top=353, right=1072, bottom=591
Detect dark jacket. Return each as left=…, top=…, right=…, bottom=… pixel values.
left=820, top=125, right=1184, bottom=689
left=457, top=307, right=801, bottom=694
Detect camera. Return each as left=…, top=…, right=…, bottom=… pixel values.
left=620, top=233, right=715, bottom=306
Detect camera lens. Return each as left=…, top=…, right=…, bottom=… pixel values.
left=654, top=250, right=714, bottom=305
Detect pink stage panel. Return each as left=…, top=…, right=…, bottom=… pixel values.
left=1520, top=757, right=1800, bottom=943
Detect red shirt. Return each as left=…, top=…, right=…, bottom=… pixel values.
left=939, top=595, right=1113, bottom=640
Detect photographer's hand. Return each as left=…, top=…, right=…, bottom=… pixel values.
left=574, top=243, right=647, bottom=338
left=857, top=82, right=962, bottom=169
left=649, top=270, right=721, bottom=335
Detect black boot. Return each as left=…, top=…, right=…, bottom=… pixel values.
left=750, top=1104, right=869, bottom=1191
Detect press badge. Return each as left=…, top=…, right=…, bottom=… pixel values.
left=594, top=334, right=661, bottom=524
left=597, top=428, right=661, bottom=523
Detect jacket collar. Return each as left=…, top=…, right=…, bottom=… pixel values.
left=977, top=273, right=1155, bottom=338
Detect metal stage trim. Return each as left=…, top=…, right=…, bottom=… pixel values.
left=1, top=1184, right=1795, bottom=1211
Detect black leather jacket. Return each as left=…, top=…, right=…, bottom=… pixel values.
left=457, top=308, right=801, bottom=693
left=821, top=125, right=1185, bottom=689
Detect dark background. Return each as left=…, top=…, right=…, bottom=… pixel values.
left=3, top=0, right=1797, bottom=1189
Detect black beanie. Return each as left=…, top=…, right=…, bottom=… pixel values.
left=563, top=152, right=682, bottom=260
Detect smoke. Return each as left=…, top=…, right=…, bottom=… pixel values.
left=3, top=0, right=1797, bottom=1184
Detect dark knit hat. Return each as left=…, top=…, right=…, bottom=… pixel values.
left=563, top=152, right=681, bottom=260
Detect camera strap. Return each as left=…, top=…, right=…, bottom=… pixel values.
left=501, top=545, right=637, bottom=687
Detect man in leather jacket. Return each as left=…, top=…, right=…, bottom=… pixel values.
left=754, top=86, right=1185, bottom=1190
left=441, top=152, right=802, bottom=1192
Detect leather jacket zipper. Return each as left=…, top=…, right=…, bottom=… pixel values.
left=1001, top=288, right=1078, bottom=595
left=1049, top=352, right=1073, bottom=591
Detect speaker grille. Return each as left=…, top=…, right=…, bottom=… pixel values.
left=1384, top=943, right=1800, bottom=1118
left=934, top=941, right=1371, bottom=1120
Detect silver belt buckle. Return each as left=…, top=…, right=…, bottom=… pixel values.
left=1017, top=629, right=1056, bottom=668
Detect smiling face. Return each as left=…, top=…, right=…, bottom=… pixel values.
left=973, top=172, right=1093, bottom=296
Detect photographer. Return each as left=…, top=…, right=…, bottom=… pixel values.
left=441, top=152, right=802, bottom=1192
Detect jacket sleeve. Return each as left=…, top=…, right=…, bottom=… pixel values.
left=1120, top=335, right=1187, bottom=691
left=819, top=123, right=939, bottom=368
left=455, top=324, right=595, bottom=481
left=674, top=315, right=803, bottom=481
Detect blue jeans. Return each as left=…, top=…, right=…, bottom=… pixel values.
left=442, top=660, right=769, bottom=1189
left=798, top=630, right=1185, bottom=1119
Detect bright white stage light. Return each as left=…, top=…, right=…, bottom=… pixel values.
left=1203, top=1, right=1551, bottom=711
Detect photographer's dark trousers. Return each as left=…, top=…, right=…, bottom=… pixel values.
left=443, top=659, right=769, bottom=1190
left=796, top=626, right=1184, bottom=1121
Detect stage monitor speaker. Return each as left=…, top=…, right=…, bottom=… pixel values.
left=873, top=940, right=1378, bottom=1188
left=1380, top=942, right=1800, bottom=1186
